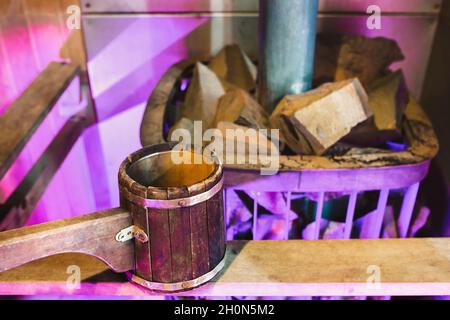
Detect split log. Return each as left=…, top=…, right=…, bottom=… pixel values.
left=214, top=88, right=269, bottom=129
left=208, top=44, right=257, bottom=92
left=368, top=70, right=409, bottom=132
left=342, top=71, right=409, bottom=147
left=216, top=122, right=279, bottom=162
left=182, top=62, right=225, bottom=129
left=270, top=78, right=372, bottom=155
left=314, top=34, right=404, bottom=87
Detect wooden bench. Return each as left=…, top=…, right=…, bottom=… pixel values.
left=0, top=238, right=449, bottom=297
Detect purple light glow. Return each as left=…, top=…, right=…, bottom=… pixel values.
left=0, top=21, right=71, bottom=115
left=1, top=280, right=449, bottom=298
left=25, top=101, right=147, bottom=225
left=180, top=78, right=189, bottom=91
left=85, top=16, right=208, bottom=121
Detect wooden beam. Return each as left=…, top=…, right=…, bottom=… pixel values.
left=0, top=238, right=449, bottom=296
left=0, top=208, right=134, bottom=274
left=0, top=62, right=80, bottom=180
left=0, top=112, right=88, bottom=230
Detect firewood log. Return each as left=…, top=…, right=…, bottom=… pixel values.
left=216, top=121, right=279, bottom=160
left=270, top=78, right=372, bottom=155
left=208, top=44, right=257, bottom=91
left=342, top=70, right=409, bottom=147
left=314, top=34, right=404, bottom=87
left=214, top=88, right=269, bottom=129
left=368, top=70, right=408, bottom=132
left=181, top=62, right=225, bottom=129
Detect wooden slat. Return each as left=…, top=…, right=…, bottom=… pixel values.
left=168, top=187, right=192, bottom=282
left=0, top=208, right=134, bottom=274
left=148, top=209, right=172, bottom=283
left=398, top=182, right=420, bottom=238
left=188, top=182, right=210, bottom=279
left=343, top=191, right=358, bottom=239
left=123, top=182, right=152, bottom=281
left=0, top=112, right=87, bottom=230
left=0, top=238, right=449, bottom=296
left=314, top=192, right=325, bottom=240
left=207, top=191, right=226, bottom=267
left=0, top=61, right=80, bottom=180
left=129, top=202, right=152, bottom=280
left=80, top=0, right=442, bottom=14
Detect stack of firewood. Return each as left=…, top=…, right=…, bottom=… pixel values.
left=168, top=34, right=409, bottom=156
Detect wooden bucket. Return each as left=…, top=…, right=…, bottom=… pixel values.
left=118, top=143, right=226, bottom=291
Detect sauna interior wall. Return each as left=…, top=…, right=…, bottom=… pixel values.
left=0, top=0, right=445, bottom=226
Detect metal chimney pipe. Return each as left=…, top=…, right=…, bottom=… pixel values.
left=258, top=0, right=319, bottom=113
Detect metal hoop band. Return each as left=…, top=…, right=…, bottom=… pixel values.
left=127, top=256, right=226, bottom=292
left=123, top=177, right=224, bottom=209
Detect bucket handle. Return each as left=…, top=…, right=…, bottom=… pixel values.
left=0, top=208, right=134, bottom=273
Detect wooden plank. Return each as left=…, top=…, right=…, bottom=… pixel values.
left=0, top=62, right=80, bottom=180
left=167, top=187, right=192, bottom=282
left=0, top=112, right=87, bottom=230
left=79, top=0, right=442, bottom=14
left=207, top=191, right=226, bottom=268
left=123, top=182, right=152, bottom=281
left=188, top=182, right=210, bottom=278
left=23, top=0, right=68, bottom=16
left=148, top=209, right=172, bottom=283
left=129, top=202, right=152, bottom=280
left=0, top=0, right=41, bottom=103
left=0, top=1, right=18, bottom=113
left=0, top=208, right=134, bottom=274
left=0, top=238, right=449, bottom=296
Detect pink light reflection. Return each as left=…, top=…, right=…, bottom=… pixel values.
left=0, top=21, right=69, bottom=115
left=0, top=78, right=80, bottom=204
left=85, top=16, right=208, bottom=121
